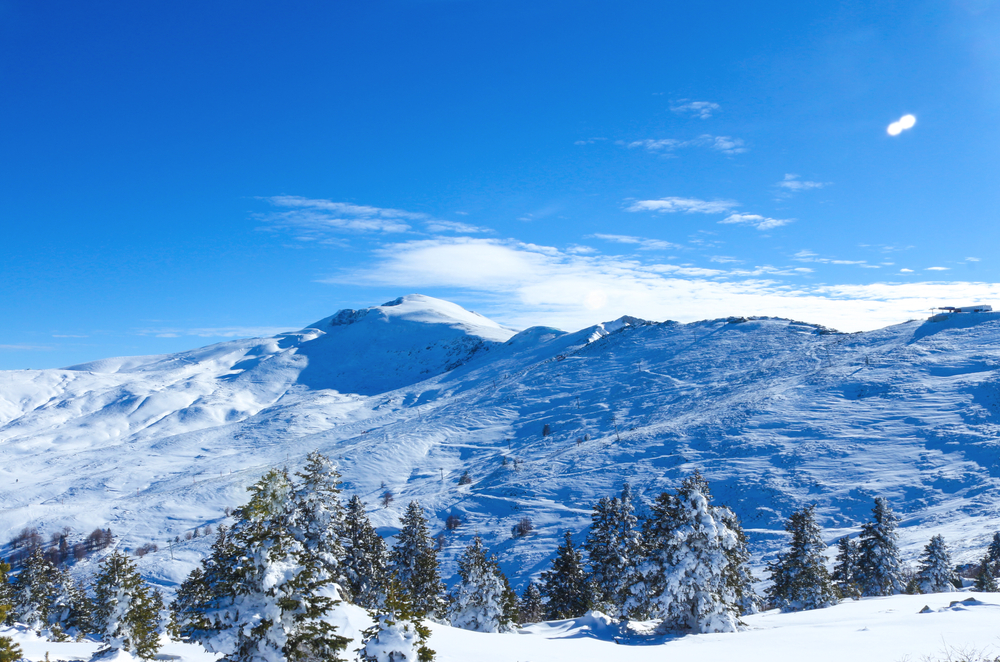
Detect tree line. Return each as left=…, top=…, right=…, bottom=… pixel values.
left=4, top=456, right=1000, bottom=662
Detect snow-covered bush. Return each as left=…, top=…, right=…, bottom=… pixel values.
left=360, top=577, right=434, bottom=662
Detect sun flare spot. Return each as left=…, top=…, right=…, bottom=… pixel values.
left=887, top=114, right=916, bottom=136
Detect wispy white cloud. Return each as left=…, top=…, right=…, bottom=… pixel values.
left=626, top=197, right=739, bottom=214
left=670, top=100, right=721, bottom=119
left=627, top=134, right=746, bottom=155
left=793, top=250, right=880, bottom=267
left=966, top=257, right=981, bottom=262
left=138, top=326, right=297, bottom=339
left=721, top=213, right=794, bottom=230
left=926, top=266, right=950, bottom=271
left=709, top=256, right=743, bottom=264
left=0, top=343, right=52, bottom=351
left=900, top=268, right=914, bottom=273
left=325, top=236, right=1000, bottom=333
left=425, top=220, right=491, bottom=234
left=776, top=174, right=829, bottom=193
left=259, top=196, right=424, bottom=235
left=574, top=137, right=607, bottom=145
left=590, top=234, right=683, bottom=251
left=52, top=334, right=88, bottom=338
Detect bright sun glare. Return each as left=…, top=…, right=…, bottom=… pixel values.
left=887, top=113, right=917, bottom=136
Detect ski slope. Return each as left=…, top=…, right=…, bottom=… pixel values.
left=2, top=294, right=1000, bottom=593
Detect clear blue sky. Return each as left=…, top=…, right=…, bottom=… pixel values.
left=2, top=0, right=999, bottom=369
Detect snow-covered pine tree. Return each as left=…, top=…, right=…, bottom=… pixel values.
left=518, top=583, right=544, bottom=625
left=342, top=495, right=389, bottom=609
left=360, top=574, right=434, bottom=662
left=831, top=536, right=860, bottom=599
left=636, top=472, right=744, bottom=633
left=765, top=505, right=838, bottom=612
left=170, top=525, right=238, bottom=645
left=0, top=560, right=17, bottom=662
left=47, top=567, right=93, bottom=640
left=172, top=470, right=349, bottom=662
left=291, top=451, right=347, bottom=593
left=585, top=484, right=642, bottom=618
left=390, top=502, right=444, bottom=619
left=11, top=549, right=57, bottom=634
left=856, top=497, right=905, bottom=597
left=718, top=507, right=761, bottom=615
left=974, top=553, right=999, bottom=592
left=986, top=532, right=1000, bottom=576
left=92, top=550, right=161, bottom=659
left=448, top=536, right=517, bottom=633
left=539, top=531, right=591, bottom=620
left=915, top=535, right=957, bottom=594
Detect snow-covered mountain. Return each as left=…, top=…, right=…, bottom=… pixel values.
left=3, top=294, right=1000, bottom=593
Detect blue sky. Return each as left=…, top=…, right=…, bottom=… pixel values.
left=2, top=0, right=999, bottom=369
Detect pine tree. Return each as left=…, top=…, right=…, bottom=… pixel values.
left=390, top=502, right=445, bottom=619
left=518, top=583, right=544, bottom=625
left=0, top=560, right=17, bottom=662
left=93, top=550, right=161, bottom=658
left=360, top=575, right=434, bottom=662
left=12, top=549, right=57, bottom=633
left=915, top=535, right=957, bottom=594
left=974, top=553, right=999, bottom=592
left=539, top=531, right=591, bottom=620
left=291, top=451, right=348, bottom=592
left=986, top=532, right=1000, bottom=576
left=766, top=505, right=838, bottom=612
left=856, top=497, right=905, bottom=597
left=47, top=567, right=93, bottom=639
left=634, top=472, right=744, bottom=633
left=719, top=507, right=761, bottom=615
left=831, top=536, right=860, bottom=599
left=585, top=484, right=642, bottom=618
left=448, top=537, right=517, bottom=633
left=342, top=495, right=389, bottom=609
left=172, top=470, right=349, bottom=662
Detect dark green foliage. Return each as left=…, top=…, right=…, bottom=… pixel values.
left=987, top=532, right=1000, bottom=576
left=766, top=505, right=838, bottom=612
left=518, top=583, right=544, bottom=625
left=93, top=550, right=162, bottom=659
left=540, top=531, right=591, bottom=620
left=974, top=554, right=999, bottom=592
left=390, top=502, right=445, bottom=618
left=12, top=549, right=57, bottom=633
left=832, top=537, right=861, bottom=599
left=0, top=559, right=13, bottom=627
left=584, top=484, right=642, bottom=618
left=0, top=636, right=22, bottom=662
left=342, top=495, right=389, bottom=609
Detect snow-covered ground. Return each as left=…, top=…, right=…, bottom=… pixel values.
left=5, top=592, right=1000, bottom=662
left=3, top=294, right=1000, bottom=594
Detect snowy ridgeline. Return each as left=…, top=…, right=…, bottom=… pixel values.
left=3, top=294, right=1000, bottom=599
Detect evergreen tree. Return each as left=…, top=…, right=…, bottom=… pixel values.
left=390, top=502, right=444, bottom=618
left=342, top=495, right=389, bottom=609
left=585, top=484, right=642, bottom=618
left=11, top=549, right=57, bottom=633
left=633, top=472, right=745, bottom=633
left=766, top=505, right=838, bottom=612
left=915, top=535, right=957, bottom=594
left=539, top=531, right=591, bottom=620
left=360, top=575, right=434, bottom=662
left=172, top=470, right=349, bottom=662
left=831, top=536, right=860, bottom=599
left=47, top=567, right=93, bottom=639
left=0, top=559, right=21, bottom=662
left=719, top=507, right=761, bottom=615
left=856, top=497, right=905, bottom=597
left=518, top=583, right=544, bottom=625
left=93, top=550, right=161, bottom=659
left=291, top=451, right=347, bottom=591
left=986, top=532, right=1000, bottom=576
left=448, top=537, right=517, bottom=633
left=974, top=553, right=999, bottom=592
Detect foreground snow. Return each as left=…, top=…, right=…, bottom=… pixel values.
left=4, top=592, right=1000, bottom=662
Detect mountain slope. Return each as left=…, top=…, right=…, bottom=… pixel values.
left=2, top=296, right=1000, bottom=594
